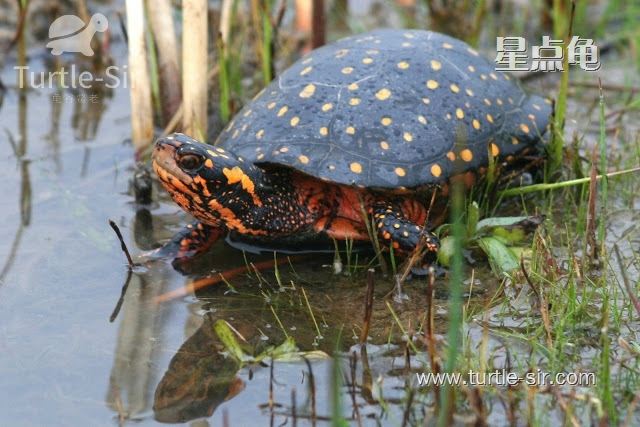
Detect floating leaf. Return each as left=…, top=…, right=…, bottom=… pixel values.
left=478, top=237, right=519, bottom=276
left=476, top=215, right=544, bottom=245
left=436, top=236, right=457, bottom=267
left=466, top=201, right=480, bottom=240
left=213, top=320, right=253, bottom=363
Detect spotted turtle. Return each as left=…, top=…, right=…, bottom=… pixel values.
left=152, top=29, right=550, bottom=261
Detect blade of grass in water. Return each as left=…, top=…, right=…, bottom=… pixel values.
left=597, top=81, right=608, bottom=254
left=548, top=1, right=575, bottom=175
left=498, top=167, right=640, bottom=197
left=437, top=180, right=464, bottom=427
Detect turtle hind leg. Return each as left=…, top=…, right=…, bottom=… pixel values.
left=148, top=221, right=225, bottom=264
left=372, top=203, right=439, bottom=256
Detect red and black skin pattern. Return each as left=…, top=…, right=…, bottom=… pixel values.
left=151, top=133, right=439, bottom=262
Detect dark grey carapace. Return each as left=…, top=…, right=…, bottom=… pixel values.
left=216, top=28, right=551, bottom=190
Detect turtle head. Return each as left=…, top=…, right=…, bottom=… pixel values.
left=152, top=133, right=267, bottom=225
left=90, top=13, right=108, bottom=32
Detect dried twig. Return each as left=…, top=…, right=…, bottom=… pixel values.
left=359, top=269, right=375, bottom=344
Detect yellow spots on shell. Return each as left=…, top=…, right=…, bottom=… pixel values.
left=496, top=98, right=503, bottom=106
left=401, top=42, right=412, bottom=47
left=302, top=56, right=313, bottom=64
left=319, top=126, right=328, bottom=136
left=445, top=113, right=452, bottom=120
left=362, top=57, right=374, bottom=64
left=207, top=149, right=218, bottom=157
left=486, top=114, right=494, bottom=123
left=418, top=115, right=427, bottom=125
left=298, top=155, right=309, bottom=164
left=299, top=83, right=316, bottom=98
left=321, top=102, right=333, bottom=112
left=520, top=123, right=530, bottom=133
left=504, top=74, right=511, bottom=80
left=277, top=106, right=288, bottom=117
left=267, top=101, right=276, bottom=110
left=446, top=151, right=456, bottom=161
left=380, top=141, right=389, bottom=150
left=511, top=137, right=519, bottom=145
left=465, top=88, right=474, bottom=97
left=366, top=49, right=379, bottom=55
left=375, top=88, right=391, bottom=100
left=204, top=158, right=214, bottom=168
left=257, top=153, right=265, bottom=160
left=430, top=60, right=442, bottom=71
left=232, top=129, right=239, bottom=139
left=350, top=162, right=363, bottom=174
left=341, top=66, right=354, bottom=74
left=489, top=142, right=500, bottom=157
left=403, top=32, right=415, bottom=39
left=508, top=97, right=514, bottom=104
left=544, top=98, right=552, bottom=104
left=328, top=165, right=336, bottom=171
left=533, top=103, right=541, bottom=111
left=472, top=119, right=481, bottom=130
left=455, top=108, right=464, bottom=119
left=528, top=114, right=535, bottom=121
left=442, top=42, right=453, bottom=49
left=256, top=129, right=265, bottom=139
left=450, top=83, right=460, bottom=93
left=431, top=163, right=442, bottom=177
left=279, top=147, right=289, bottom=153
left=468, top=65, right=476, bottom=72
left=460, top=149, right=473, bottom=162
left=397, top=61, right=410, bottom=69
left=393, top=223, right=401, bottom=229
left=381, top=116, right=392, bottom=126
left=403, top=132, right=413, bottom=142
left=467, top=47, right=479, bottom=56
left=335, top=49, right=349, bottom=58
left=347, top=82, right=359, bottom=91
left=422, top=97, right=430, bottom=105
left=489, top=72, right=498, bottom=80
left=346, top=126, right=356, bottom=135
left=243, top=109, right=252, bottom=117
left=480, top=74, right=488, bottom=80
left=290, top=116, right=300, bottom=127
left=483, top=98, right=491, bottom=106
left=349, top=97, right=361, bottom=106
left=395, top=167, right=406, bottom=177
left=426, top=80, right=439, bottom=90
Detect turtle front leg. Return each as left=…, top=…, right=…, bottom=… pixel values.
left=150, top=221, right=225, bottom=263
left=372, top=204, right=439, bottom=256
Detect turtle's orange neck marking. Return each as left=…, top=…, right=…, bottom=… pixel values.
left=208, top=199, right=267, bottom=235
left=223, top=166, right=263, bottom=207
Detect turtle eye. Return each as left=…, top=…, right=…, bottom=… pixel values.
left=178, top=153, right=204, bottom=171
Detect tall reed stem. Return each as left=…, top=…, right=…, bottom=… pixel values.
left=182, top=0, right=208, bottom=140
left=126, top=0, right=154, bottom=152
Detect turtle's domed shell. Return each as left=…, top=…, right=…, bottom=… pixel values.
left=48, top=15, right=86, bottom=39
left=216, top=29, right=550, bottom=190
